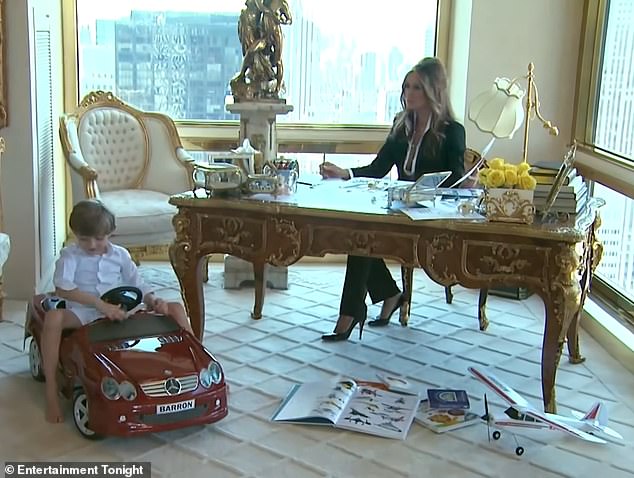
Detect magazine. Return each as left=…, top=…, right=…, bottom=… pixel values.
left=415, top=399, right=481, bottom=433
left=271, top=379, right=420, bottom=440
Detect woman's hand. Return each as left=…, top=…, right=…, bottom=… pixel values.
left=319, top=161, right=350, bottom=180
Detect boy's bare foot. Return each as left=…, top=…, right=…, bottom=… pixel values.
left=45, top=386, right=64, bottom=423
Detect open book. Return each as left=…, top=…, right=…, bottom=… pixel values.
left=271, top=379, right=420, bottom=440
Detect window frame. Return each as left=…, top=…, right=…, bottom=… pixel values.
left=574, top=0, right=634, bottom=200
left=61, top=0, right=451, bottom=155
left=575, top=0, right=634, bottom=322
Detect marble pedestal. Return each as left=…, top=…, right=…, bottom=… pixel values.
left=225, top=101, right=294, bottom=286
left=223, top=255, right=288, bottom=290
left=226, top=101, right=293, bottom=165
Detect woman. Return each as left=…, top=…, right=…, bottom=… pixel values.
left=319, top=57, right=465, bottom=341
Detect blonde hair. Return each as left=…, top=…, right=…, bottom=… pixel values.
left=391, top=57, right=455, bottom=149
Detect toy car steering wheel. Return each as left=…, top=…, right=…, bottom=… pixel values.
left=100, top=286, right=143, bottom=312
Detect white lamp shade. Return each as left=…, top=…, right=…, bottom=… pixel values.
left=469, top=78, right=525, bottom=139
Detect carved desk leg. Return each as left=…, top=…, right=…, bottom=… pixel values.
left=566, top=248, right=590, bottom=365
left=540, top=292, right=567, bottom=415
left=170, top=212, right=206, bottom=341
left=252, top=260, right=265, bottom=320
left=567, top=217, right=602, bottom=364
left=541, top=244, right=583, bottom=413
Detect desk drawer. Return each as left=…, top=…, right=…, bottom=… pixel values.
left=309, top=226, right=420, bottom=266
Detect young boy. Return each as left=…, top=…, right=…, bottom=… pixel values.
left=42, top=199, right=193, bottom=423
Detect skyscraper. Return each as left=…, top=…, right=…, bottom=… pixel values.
left=593, top=0, right=634, bottom=296
left=110, top=11, right=241, bottom=120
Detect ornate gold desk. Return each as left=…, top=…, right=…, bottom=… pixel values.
left=169, top=187, right=600, bottom=413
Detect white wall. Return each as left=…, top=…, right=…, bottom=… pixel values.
left=464, top=0, right=583, bottom=163
left=2, top=0, right=64, bottom=299
left=2, top=1, right=38, bottom=299
left=0, top=0, right=587, bottom=299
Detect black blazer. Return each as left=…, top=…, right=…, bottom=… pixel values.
left=351, top=121, right=466, bottom=187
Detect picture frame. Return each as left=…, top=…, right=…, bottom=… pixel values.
left=0, top=0, right=6, bottom=129
left=541, top=141, right=578, bottom=218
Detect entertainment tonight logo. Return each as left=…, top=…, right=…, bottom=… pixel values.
left=4, top=462, right=150, bottom=478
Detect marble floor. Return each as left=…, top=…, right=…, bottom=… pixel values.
left=1, top=263, right=633, bottom=477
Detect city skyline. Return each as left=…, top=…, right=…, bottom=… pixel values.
left=591, top=0, right=634, bottom=296
left=77, top=4, right=435, bottom=124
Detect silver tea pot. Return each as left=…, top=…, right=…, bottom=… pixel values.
left=192, top=161, right=280, bottom=196
left=192, top=162, right=244, bottom=194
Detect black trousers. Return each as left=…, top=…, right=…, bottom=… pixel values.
left=339, top=255, right=401, bottom=318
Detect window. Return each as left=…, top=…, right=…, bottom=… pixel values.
left=592, top=0, right=634, bottom=161
left=74, top=0, right=438, bottom=125
left=576, top=0, right=634, bottom=164
left=577, top=0, right=634, bottom=318
left=593, top=184, right=634, bottom=301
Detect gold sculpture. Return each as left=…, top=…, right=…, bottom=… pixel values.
left=230, top=0, right=292, bottom=102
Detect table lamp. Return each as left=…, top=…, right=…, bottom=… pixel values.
left=468, top=62, right=559, bottom=164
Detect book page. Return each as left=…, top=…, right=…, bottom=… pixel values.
left=336, top=385, right=419, bottom=439
left=271, top=379, right=358, bottom=425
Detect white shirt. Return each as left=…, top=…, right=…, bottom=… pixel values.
left=403, top=116, right=432, bottom=176
left=53, top=242, right=153, bottom=324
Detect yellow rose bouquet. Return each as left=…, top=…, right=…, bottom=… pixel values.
left=477, top=157, right=537, bottom=190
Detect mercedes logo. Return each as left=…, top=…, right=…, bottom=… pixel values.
left=164, top=377, right=182, bottom=396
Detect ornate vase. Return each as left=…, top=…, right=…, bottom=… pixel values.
left=485, top=188, right=535, bottom=224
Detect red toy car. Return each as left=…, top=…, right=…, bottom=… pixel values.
left=24, top=287, right=228, bottom=438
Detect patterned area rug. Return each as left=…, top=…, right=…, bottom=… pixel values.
left=1, top=263, right=629, bottom=477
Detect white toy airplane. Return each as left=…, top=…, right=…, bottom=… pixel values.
left=468, top=366, right=623, bottom=456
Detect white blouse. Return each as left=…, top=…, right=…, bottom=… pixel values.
left=403, top=116, right=432, bottom=176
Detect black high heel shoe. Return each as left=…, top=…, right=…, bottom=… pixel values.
left=321, top=306, right=367, bottom=342
left=367, top=293, right=405, bottom=327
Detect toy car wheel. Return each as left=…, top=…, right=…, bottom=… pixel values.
left=72, top=389, right=102, bottom=440
left=515, top=446, right=525, bottom=456
left=28, top=339, right=45, bottom=382
left=492, top=430, right=501, bottom=440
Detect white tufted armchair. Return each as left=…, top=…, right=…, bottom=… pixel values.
left=59, top=91, right=195, bottom=263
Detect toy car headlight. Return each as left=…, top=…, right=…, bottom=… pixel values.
left=199, top=368, right=212, bottom=389
left=118, top=381, right=137, bottom=401
left=101, top=377, right=121, bottom=400
left=208, top=362, right=222, bottom=384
